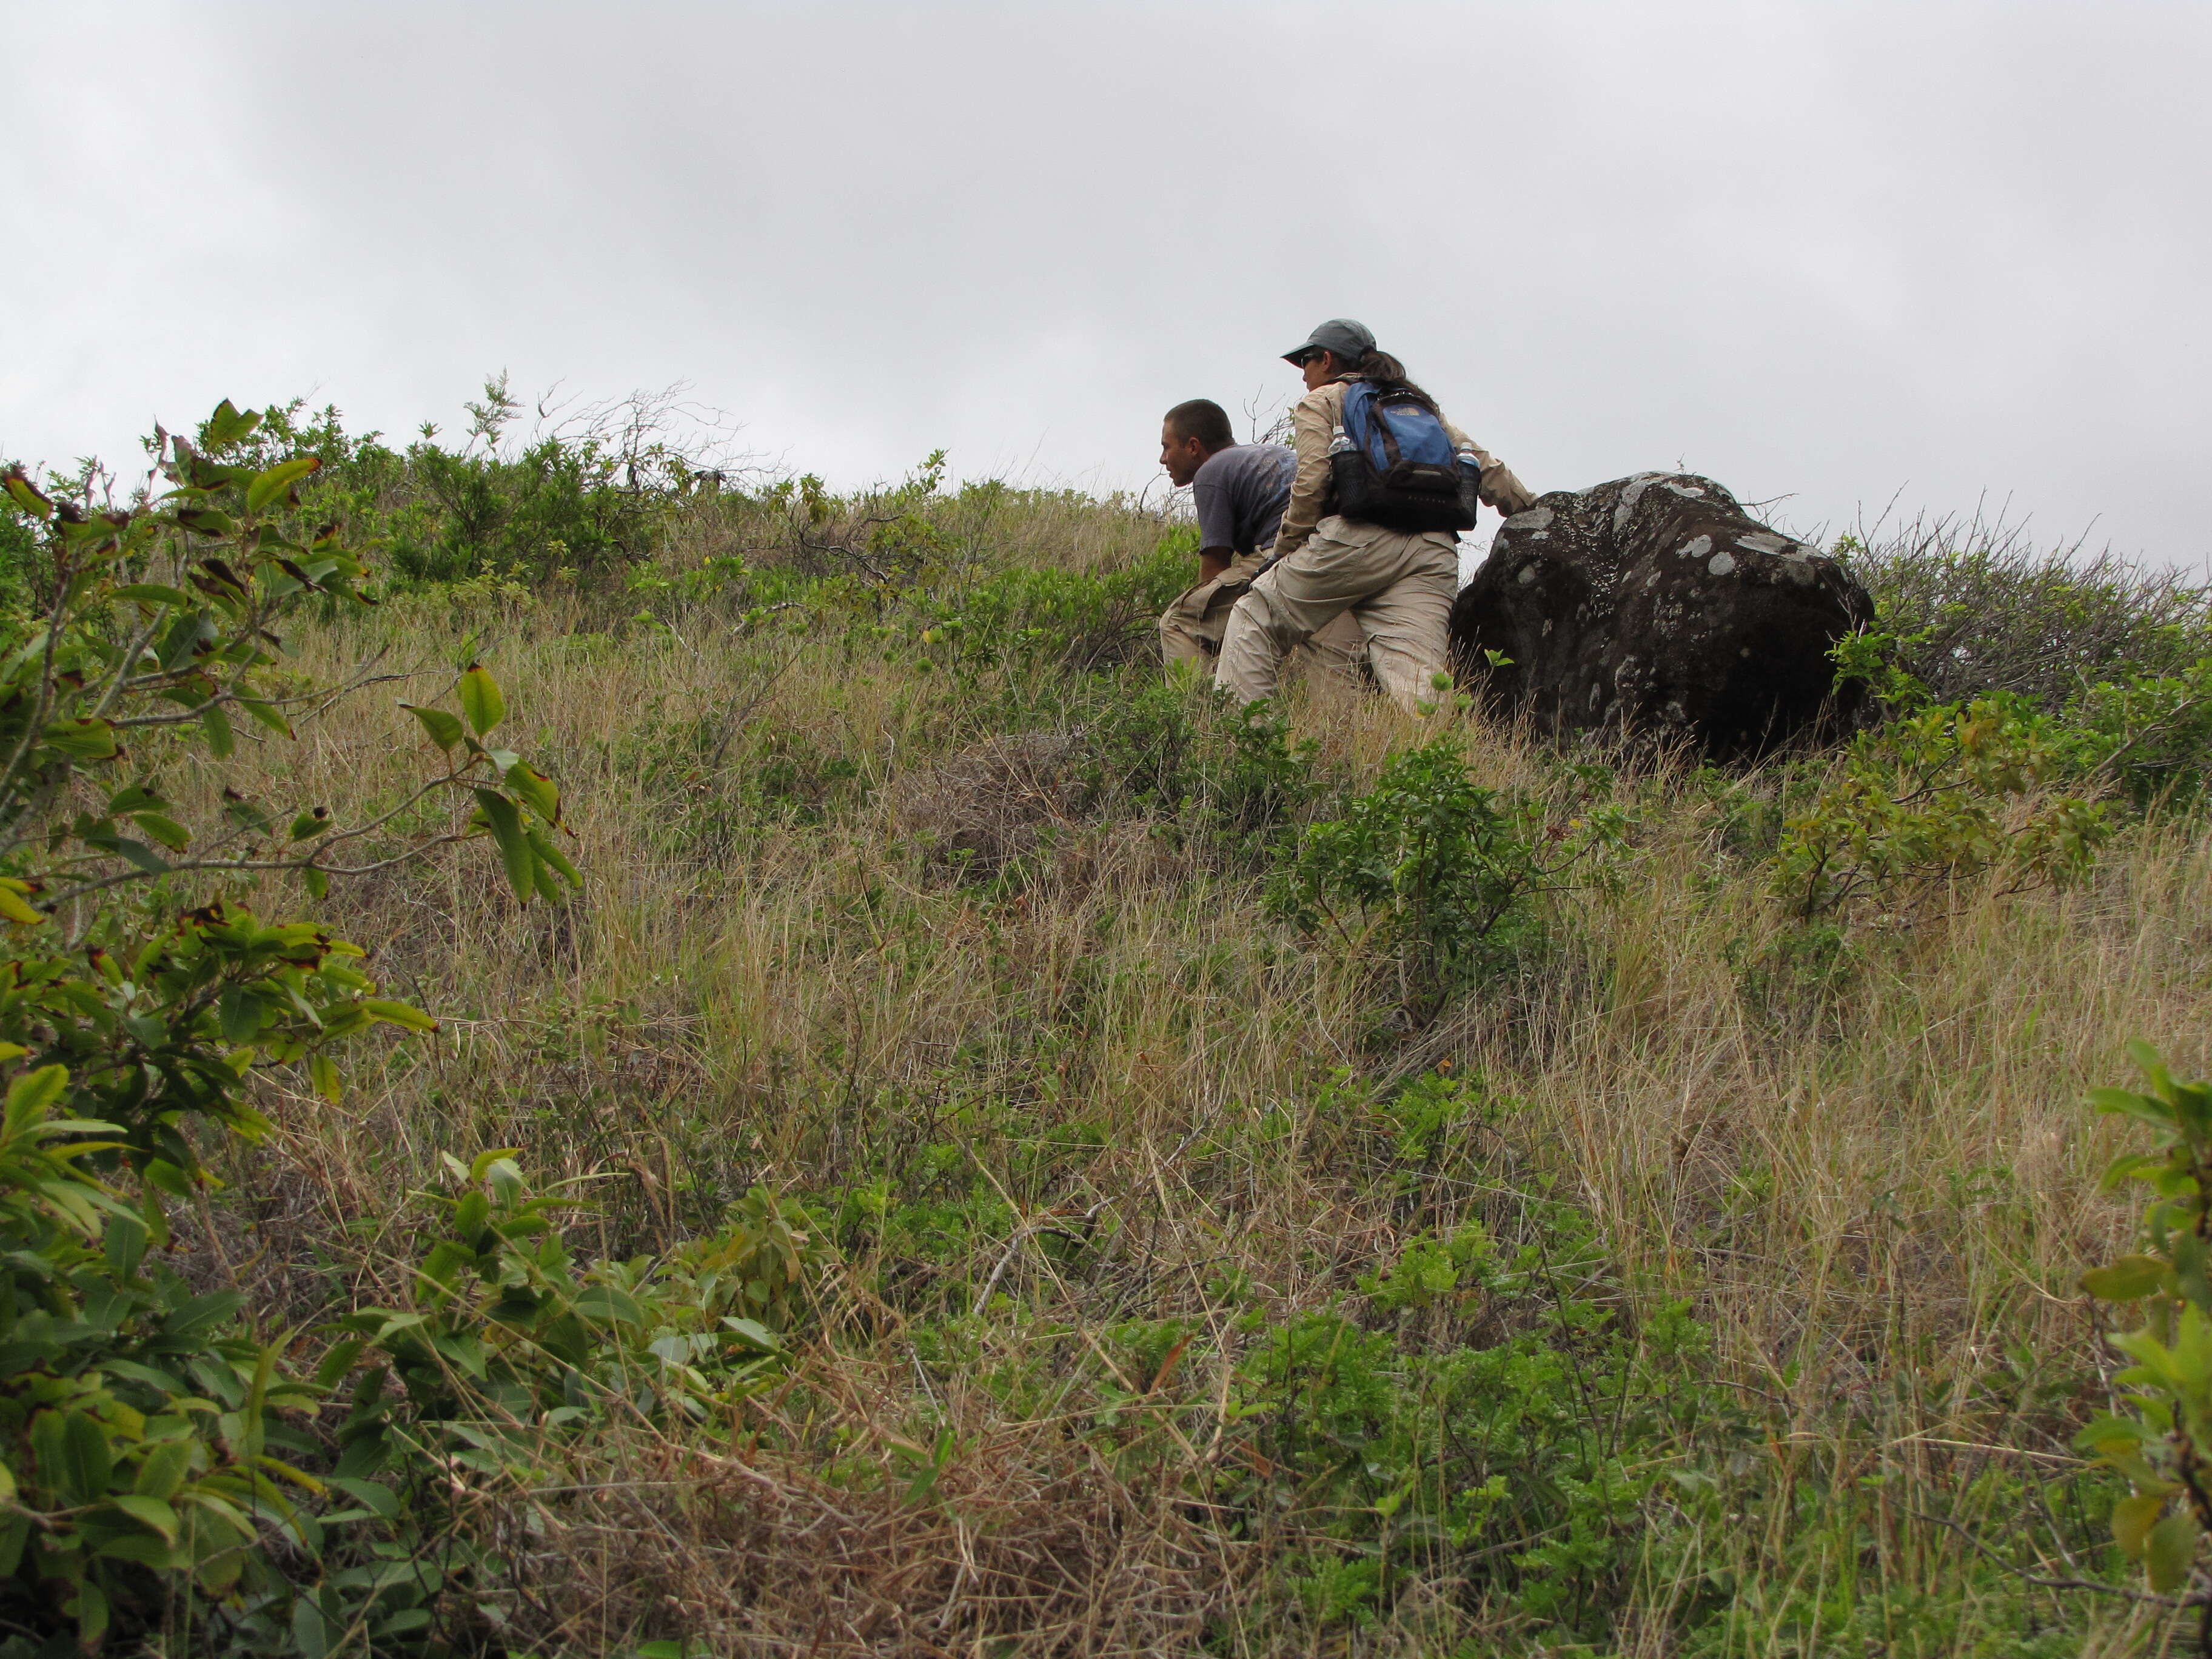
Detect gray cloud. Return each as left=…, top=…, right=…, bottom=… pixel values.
left=4, top=1, right=2207, bottom=562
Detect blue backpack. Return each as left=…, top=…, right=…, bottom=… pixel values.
left=1329, top=381, right=1480, bottom=533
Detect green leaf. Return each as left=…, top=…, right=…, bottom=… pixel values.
left=133, top=1440, right=192, bottom=1502
left=722, top=1317, right=781, bottom=1353
left=505, top=760, right=558, bottom=822
left=201, top=702, right=235, bottom=758
left=93, top=1533, right=190, bottom=1570
left=56, top=1410, right=115, bottom=1506
left=143, top=1158, right=190, bottom=1198
left=458, top=664, right=505, bottom=736
left=327, top=1476, right=398, bottom=1520
left=238, top=698, right=294, bottom=739
left=2129, top=1039, right=2174, bottom=1093
left=106, top=783, right=166, bottom=814
left=6, top=1065, right=70, bottom=1130
left=291, top=1595, right=332, bottom=1659
left=201, top=400, right=263, bottom=451
left=2113, top=1490, right=2166, bottom=1555
left=361, top=999, right=436, bottom=1034
left=309, top=1053, right=341, bottom=1104
left=2083, top=1255, right=2168, bottom=1301
left=218, top=987, right=266, bottom=1044
left=176, top=507, right=239, bottom=537
left=527, top=826, right=581, bottom=889
left=2146, top=1509, right=2200, bottom=1592
left=467, top=1147, right=522, bottom=1184
left=571, top=1285, right=645, bottom=1327
left=474, top=788, right=535, bottom=901
left=327, top=1477, right=398, bottom=1521
left=4, top=469, right=53, bottom=520
left=73, top=1577, right=109, bottom=1648
left=400, top=703, right=464, bottom=751
left=245, top=455, right=320, bottom=514
left=109, top=837, right=172, bottom=876
left=109, top=1493, right=179, bottom=1544
left=129, top=812, right=192, bottom=852
left=104, top=1209, right=149, bottom=1279
left=2090, top=1085, right=2176, bottom=1128
left=41, top=717, right=118, bottom=760
left=289, top=808, right=332, bottom=841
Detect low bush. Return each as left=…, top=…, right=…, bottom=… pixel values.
left=1272, top=734, right=1626, bottom=1023
left=1774, top=693, right=2111, bottom=924
left=0, top=403, right=572, bottom=1652
left=2065, top=655, right=2212, bottom=809
left=1841, top=512, right=2212, bottom=710
left=1078, top=680, right=1324, bottom=856
left=908, top=528, right=1191, bottom=683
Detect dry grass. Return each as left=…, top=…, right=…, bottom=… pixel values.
left=165, top=497, right=2212, bottom=1653
left=497, top=1380, right=1251, bottom=1657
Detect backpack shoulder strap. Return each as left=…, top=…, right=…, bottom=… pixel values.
left=1342, top=380, right=1404, bottom=469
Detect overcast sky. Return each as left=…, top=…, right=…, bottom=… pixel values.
left=4, top=2, right=2207, bottom=564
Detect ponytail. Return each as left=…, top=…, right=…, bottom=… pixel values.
left=1334, top=349, right=1439, bottom=414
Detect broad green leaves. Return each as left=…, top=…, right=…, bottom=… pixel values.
left=458, top=662, right=504, bottom=735
left=401, top=702, right=464, bottom=750
left=1775, top=692, right=2111, bottom=923
left=245, top=454, right=321, bottom=514
left=473, top=788, right=534, bottom=900
left=41, top=716, right=118, bottom=759
left=0, top=401, right=583, bottom=1649
left=201, top=397, right=263, bottom=450
left=506, top=759, right=557, bottom=822
left=2081, top=1254, right=2166, bottom=1300
left=340, top=1153, right=828, bottom=1458
left=2075, top=1045, right=2212, bottom=1596
left=400, top=665, right=574, bottom=905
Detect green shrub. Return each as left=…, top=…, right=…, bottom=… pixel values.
left=1840, top=517, right=2211, bottom=710
left=0, top=1062, right=329, bottom=1649
left=2064, top=655, right=2212, bottom=808
left=1233, top=1182, right=1729, bottom=1638
left=910, top=529, right=1190, bottom=682
left=0, top=403, right=571, bottom=1652
left=2073, top=1044, right=2212, bottom=1597
left=1774, top=694, right=2111, bottom=923
left=341, top=1152, right=826, bottom=1442
left=1077, top=679, right=1321, bottom=857
left=1272, top=735, right=1625, bottom=1022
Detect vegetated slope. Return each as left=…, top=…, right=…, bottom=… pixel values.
left=7, top=403, right=2212, bottom=1657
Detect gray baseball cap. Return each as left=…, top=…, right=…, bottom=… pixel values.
left=1282, top=317, right=1376, bottom=366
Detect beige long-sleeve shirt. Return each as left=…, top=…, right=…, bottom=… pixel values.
left=1272, top=379, right=1537, bottom=562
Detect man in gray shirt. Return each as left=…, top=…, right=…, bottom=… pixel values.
left=1156, top=399, right=1363, bottom=675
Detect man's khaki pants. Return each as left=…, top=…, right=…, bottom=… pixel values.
left=1160, top=551, right=1366, bottom=681
left=1215, top=517, right=1460, bottom=712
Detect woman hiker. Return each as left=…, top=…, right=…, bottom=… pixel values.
left=1215, top=318, right=1538, bottom=713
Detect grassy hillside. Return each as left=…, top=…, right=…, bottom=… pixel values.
left=7, top=404, right=2212, bottom=1655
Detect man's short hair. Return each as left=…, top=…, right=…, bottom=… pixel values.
left=1164, top=399, right=1235, bottom=452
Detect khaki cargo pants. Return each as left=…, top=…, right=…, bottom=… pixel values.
left=1159, top=550, right=1366, bottom=681
left=1215, top=517, right=1460, bottom=712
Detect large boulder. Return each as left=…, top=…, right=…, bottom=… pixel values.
left=1449, top=473, right=1875, bottom=757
